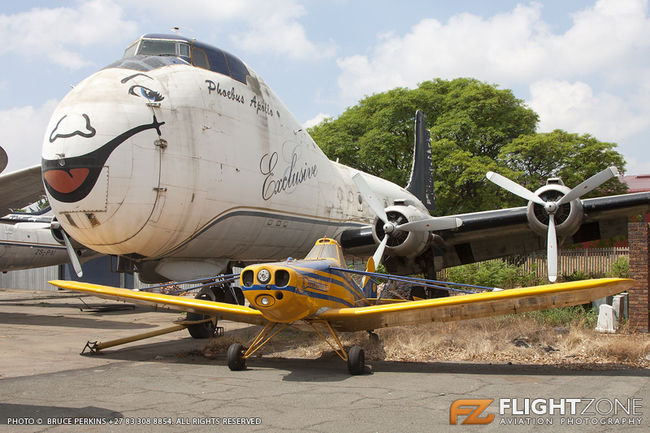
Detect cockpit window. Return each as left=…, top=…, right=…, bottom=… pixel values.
left=121, top=35, right=249, bottom=84
left=123, top=41, right=138, bottom=58
left=178, top=43, right=190, bottom=58
left=138, top=39, right=177, bottom=56
left=304, top=242, right=344, bottom=265
left=191, top=47, right=210, bottom=69
left=224, top=53, right=248, bottom=84
left=128, top=39, right=191, bottom=60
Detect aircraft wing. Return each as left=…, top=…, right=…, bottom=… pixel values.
left=48, top=280, right=267, bottom=326
left=318, top=278, right=632, bottom=332
left=0, top=164, right=45, bottom=214
left=436, top=192, right=650, bottom=268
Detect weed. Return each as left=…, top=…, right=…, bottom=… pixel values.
left=203, top=314, right=649, bottom=368
left=607, top=256, right=630, bottom=278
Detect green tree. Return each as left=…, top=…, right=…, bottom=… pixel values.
left=497, top=130, right=627, bottom=197
left=308, top=78, right=627, bottom=215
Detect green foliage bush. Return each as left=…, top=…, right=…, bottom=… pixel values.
left=444, top=260, right=543, bottom=289
left=445, top=260, right=613, bottom=328
left=607, top=256, right=630, bottom=278
left=525, top=306, right=598, bottom=328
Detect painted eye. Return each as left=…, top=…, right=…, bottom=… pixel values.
left=128, top=85, right=164, bottom=102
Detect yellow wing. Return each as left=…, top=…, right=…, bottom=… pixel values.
left=49, top=280, right=266, bottom=326
left=318, top=278, right=633, bottom=332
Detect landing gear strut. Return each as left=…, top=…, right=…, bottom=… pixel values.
left=226, top=320, right=370, bottom=375
left=186, top=280, right=246, bottom=339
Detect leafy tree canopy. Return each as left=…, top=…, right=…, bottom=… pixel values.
left=308, top=78, right=627, bottom=216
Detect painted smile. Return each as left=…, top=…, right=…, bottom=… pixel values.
left=42, top=115, right=165, bottom=203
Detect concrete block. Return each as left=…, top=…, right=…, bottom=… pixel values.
left=595, top=304, right=617, bottom=333
left=612, top=293, right=628, bottom=321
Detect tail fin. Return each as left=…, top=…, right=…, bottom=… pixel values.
left=361, top=257, right=378, bottom=298
left=406, top=110, right=435, bottom=211
left=0, top=146, right=7, bottom=174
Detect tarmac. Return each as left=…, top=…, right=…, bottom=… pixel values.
left=0, top=288, right=648, bottom=432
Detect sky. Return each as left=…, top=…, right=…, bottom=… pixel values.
left=1, top=0, right=649, bottom=175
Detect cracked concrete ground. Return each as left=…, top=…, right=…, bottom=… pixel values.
left=0, top=289, right=648, bottom=432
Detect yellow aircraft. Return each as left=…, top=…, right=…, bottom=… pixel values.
left=50, top=238, right=633, bottom=375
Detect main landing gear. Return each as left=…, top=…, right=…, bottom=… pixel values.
left=226, top=321, right=371, bottom=375
left=347, top=345, right=366, bottom=375
left=186, top=282, right=244, bottom=339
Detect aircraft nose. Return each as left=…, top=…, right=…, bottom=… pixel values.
left=48, top=113, right=97, bottom=144
left=41, top=68, right=167, bottom=254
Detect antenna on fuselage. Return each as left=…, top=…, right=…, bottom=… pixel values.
left=170, top=26, right=197, bottom=36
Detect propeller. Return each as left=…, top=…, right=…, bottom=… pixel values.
left=486, top=166, right=619, bottom=282
left=353, top=173, right=462, bottom=269
left=51, top=220, right=83, bottom=277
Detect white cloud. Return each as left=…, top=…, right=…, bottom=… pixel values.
left=0, top=0, right=138, bottom=69
left=528, top=80, right=650, bottom=142
left=0, top=100, right=59, bottom=172
left=233, top=8, right=336, bottom=60
left=303, top=113, right=331, bottom=128
left=117, top=0, right=334, bottom=60
left=335, top=0, right=650, bottom=101
left=625, top=156, right=650, bottom=174
left=336, top=3, right=549, bottom=100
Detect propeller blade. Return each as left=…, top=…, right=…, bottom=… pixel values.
left=353, top=173, right=388, bottom=224
left=547, top=214, right=557, bottom=282
left=62, top=230, right=83, bottom=277
left=486, top=171, right=546, bottom=206
left=372, top=235, right=389, bottom=268
left=362, top=235, right=388, bottom=288
left=556, top=166, right=620, bottom=205
left=396, top=216, right=463, bottom=232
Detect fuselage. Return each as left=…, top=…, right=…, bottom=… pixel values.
left=0, top=222, right=67, bottom=271
left=41, top=34, right=426, bottom=281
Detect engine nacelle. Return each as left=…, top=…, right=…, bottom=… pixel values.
left=50, top=217, right=85, bottom=250
left=372, top=205, right=430, bottom=257
left=50, top=218, right=66, bottom=245
left=526, top=183, right=584, bottom=238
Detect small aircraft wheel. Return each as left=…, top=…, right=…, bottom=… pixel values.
left=186, top=288, right=217, bottom=339
left=347, top=345, right=366, bottom=375
left=227, top=343, right=246, bottom=371
left=409, top=286, right=426, bottom=300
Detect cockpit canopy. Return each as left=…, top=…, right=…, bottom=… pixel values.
left=122, top=34, right=249, bottom=84
left=304, top=238, right=346, bottom=267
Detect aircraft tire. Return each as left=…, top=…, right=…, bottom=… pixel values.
left=227, top=343, right=246, bottom=371
left=186, top=288, right=217, bottom=339
left=347, top=345, right=365, bottom=375
left=409, top=286, right=426, bottom=300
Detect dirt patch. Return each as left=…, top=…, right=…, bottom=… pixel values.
left=203, top=316, right=650, bottom=369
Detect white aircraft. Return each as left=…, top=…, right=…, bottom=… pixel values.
left=0, top=146, right=94, bottom=274
left=2, top=33, right=649, bottom=293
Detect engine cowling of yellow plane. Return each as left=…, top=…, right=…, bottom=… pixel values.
left=240, top=264, right=315, bottom=323
left=372, top=204, right=430, bottom=257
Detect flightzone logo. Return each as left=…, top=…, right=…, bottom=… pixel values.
left=450, top=397, right=644, bottom=426
left=450, top=400, right=495, bottom=425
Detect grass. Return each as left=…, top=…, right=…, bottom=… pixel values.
left=203, top=310, right=650, bottom=368
left=524, top=305, right=599, bottom=328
